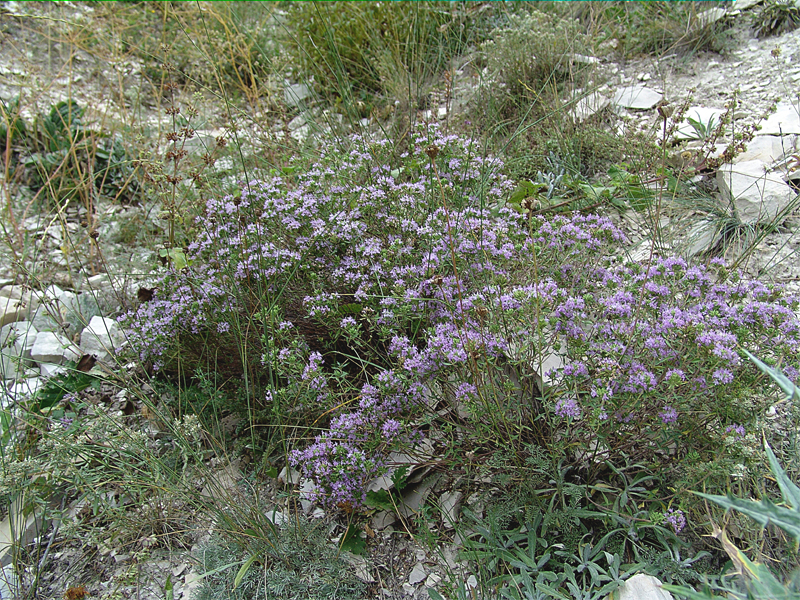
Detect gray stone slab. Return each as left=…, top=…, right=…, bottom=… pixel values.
left=759, top=102, right=800, bottom=135
left=30, top=331, right=81, bottom=365
left=607, top=573, right=674, bottom=600
left=734, top=134, right=797, bottom=164
left=284, top=83, right=312, bottom=108
left=717, top=160, right=798, bottom=224
left=79, top=315, right=123, bottom=363
left=613, top=85, right=662, bottom=110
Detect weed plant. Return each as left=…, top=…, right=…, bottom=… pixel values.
left=193, top=517, right=366, bottom=600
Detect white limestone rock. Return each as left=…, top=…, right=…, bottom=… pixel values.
left=717, top=160, right=797, bottom=224
left=0, top=286, right=36, bottom=328
left=284, top=83, right=312, bottom=108
left=407, top=562, right=427, bottom=586
left=30, top=331, right=81, bottom=365
left=734, top=134, right=798, bottom=164
left=79, top=315, right=123, bottom=363
left=759, top=102, right=800, bottom=135
left=0, top=353, right=23, bottom=381
left=606, top=573, right=674, bottom=600
left=613, top=85, right=663, bottom=110
left=39, top=362, right=66, bottom=378
left=572, top=91, right=610, bottom=122
left=439, top=491, right=463, bottom=528
left=0, top=321, right=38, bottom=360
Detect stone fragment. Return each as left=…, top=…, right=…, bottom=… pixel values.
left=371, top=510, right=396, bottom=531
left=79, top=315, right=123, bottom=363
left=341, top=552, right=375, bottom=583
left=717, top=160, right=797, bottom=224
left=0, top=286, right=36, bottom=328
left=201, top=460, right=241, bottom=500
left=407, top=562, right=427, bottom=586
left=0, top=499, right=48, bottom=569
left=288, top=112, right=307, bottom=132
left=606, top=573, right=674, bottom=600
left=278, top=466, right=301, bottom=485
left=264, top=508, right=288, bottom=527
left=425, top=573, right=442, bottom=587
left=0, top=353, right=23, bottom=381
left=572, top=92, right=609, bottom=122
left=696, top=6, right=729, bottom=27
left=439, top=491, right=463, bottom=528
left=284, top=83, right=312, bottom=108
left=39, top=362, right=65, bottom=378
left=759, top=102, right=800, bottom=135
left=685, top=221, right=722, bottom=256
left=1, top=321, right=38, bottom=360
left=734, top=134, right=797, bottom=164
left=397, top=475, right=439, bottom=519
left=612, top=85, right=662, bottom=110
left=300, top=479, right=316, bottom=514
left=10, top=378, right=44, bottom=399
left=30, top=331, right=81, bottom=365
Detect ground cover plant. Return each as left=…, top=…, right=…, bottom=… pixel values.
left=2, top=2, right=800, bottom=599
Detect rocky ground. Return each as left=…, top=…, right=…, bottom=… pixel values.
left=2, top=2, right=800, bottom=599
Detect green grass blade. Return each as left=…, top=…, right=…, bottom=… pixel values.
left=742, top=348, right=800, bottom=401
left=233, top=553, right=260, bottom=589
left=693, top=492, right=800, bottom=540
left=764, top=439, right=800, bottom=510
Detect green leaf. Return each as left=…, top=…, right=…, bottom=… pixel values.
left=339, top=525, right=366, bottom=555
left=427, top=589, right=446, bottom=600
left=693, top=492, right=800, bottom=541
left=159, top=248, right=189, bottom=271
left=233, top=553, right=260, bottom=589
left=660, top=583, right=725, bottom=599
left=32, top=368, right=99, bottom=412
left=764, top=439, right=800, bottom=510
left=164, top=574, right=173, bottom=600
left=742, top=348, right=800, bottom=401
left=508, top=180, right=546, bottom=207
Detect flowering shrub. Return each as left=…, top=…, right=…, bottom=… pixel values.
left=120, top=124, right=800, bottom=509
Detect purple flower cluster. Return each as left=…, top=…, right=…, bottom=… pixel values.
left=664, top=508, right=687, bottom=534
left=119, top=123, right=800, bottom=508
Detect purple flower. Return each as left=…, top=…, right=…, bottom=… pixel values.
left=381, top=419, right=402, bottom=442
left=725, top=423, right=745, bottom=439
left=664, top=508, right=686, bottom=534
left=659, top=406, right=678, bottom=424
left=712, top=368, right=734, bottom=386
left=555, top=397, right=581, bottom=419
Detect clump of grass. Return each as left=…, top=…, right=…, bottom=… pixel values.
left=194, top=517, right=366, bottom=600
left=473, top=7, right=625, bottom=183
left=753, top=0, right=800, bottom=38
left=583, top=1, right=735, bottom=58
left=282, top=2, right=490, bottom=119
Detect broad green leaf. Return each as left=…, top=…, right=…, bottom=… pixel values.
left=339, top=525, right=366, bottom=554
left=164, top=574, right=173, bottom=600
left=694, top=492, right=800, bottom=541
left=764, top=439, right=800, bottom=510
left=233, top=553, right=260, bottom=589
left=660, top=584, right=725, bottom=599
left=159, top=248, right=189, bottom=271
left=742, top=348, right=800, bottom=401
